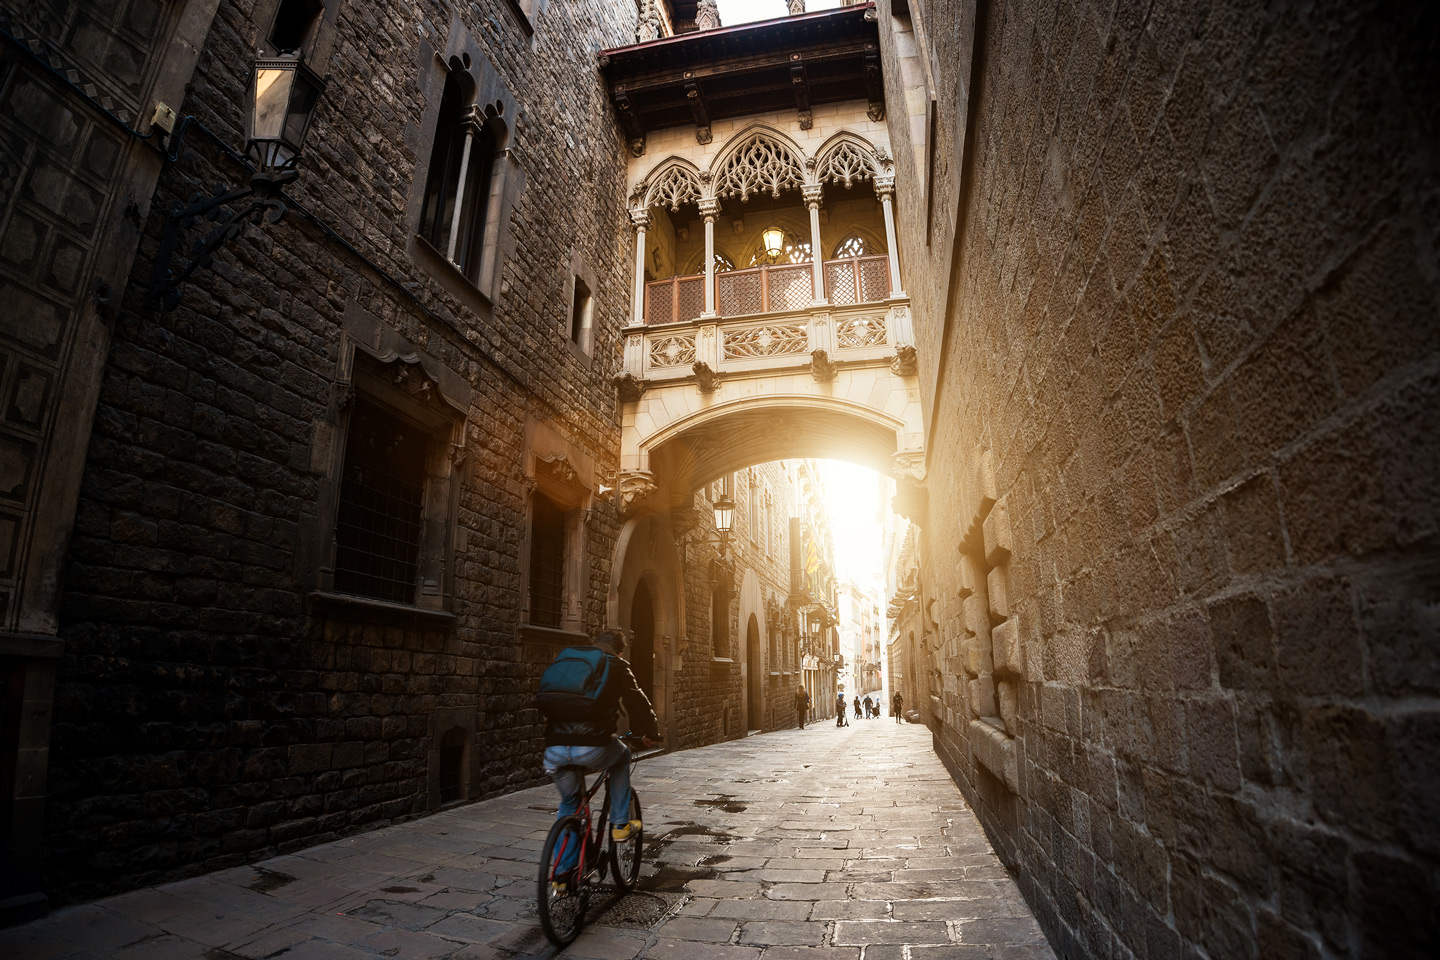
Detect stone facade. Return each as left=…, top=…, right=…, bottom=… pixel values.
left=879, top=0, right=1439, bottom=957
left=12, top=0, right=657, bottom=903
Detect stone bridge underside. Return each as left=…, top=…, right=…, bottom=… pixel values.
left=613, top=301, right=927, bottom=513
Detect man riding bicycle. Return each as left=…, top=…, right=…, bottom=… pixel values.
left=538, top=627, right=659, bottom=875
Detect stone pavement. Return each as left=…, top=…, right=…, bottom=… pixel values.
left=1, top=719, right=1056, bottom=960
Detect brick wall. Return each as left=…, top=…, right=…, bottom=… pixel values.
left=882, top=0, right=1439, bottom=957
left=47, top=0, right=642, bottom=901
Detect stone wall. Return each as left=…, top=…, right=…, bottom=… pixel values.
left=881, top=0, right=1439, bottom=957
left=46, top=0, right=642, bottom=901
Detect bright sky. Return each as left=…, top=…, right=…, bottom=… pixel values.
left=716, top=1, right=846, bottom=26
left=816, top=460, right=886, bottom=588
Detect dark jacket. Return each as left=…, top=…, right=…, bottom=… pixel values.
left=542, top=651, right=659, bottom=747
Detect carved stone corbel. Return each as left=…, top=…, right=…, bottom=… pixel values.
left=892, top=479, right=928, bottom=526
left=617, top=470, right=658, bottom=515
left=809, top=349, right=837, bottom=382
left=892, top=450, right=927, bottom=485
left=614, top=371, right=646, bottom=402
left=693, top=360, right=720, bottom=393
left=670, top=506, right=701, bottom=540
left=890, top=344, right=918, bottom=377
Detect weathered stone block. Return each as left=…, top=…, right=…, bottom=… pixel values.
left=969, top=719, right=1017, bottom=793
left=991, top=617, right=1021, bottom=676
left=987, top=565, right=1010, bottom=620
left=983, top=496, right=1012, bottom=565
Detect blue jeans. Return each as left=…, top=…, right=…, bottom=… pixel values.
left=543, top=740, right=633, bottom=873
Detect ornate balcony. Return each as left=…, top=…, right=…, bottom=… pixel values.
left=643, top=254, right=891, bottom=325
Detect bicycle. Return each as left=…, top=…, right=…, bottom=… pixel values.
left=536, top=734, right=657, bottom=947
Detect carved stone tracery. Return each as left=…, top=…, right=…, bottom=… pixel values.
left=714, top=135, right=805, bottom=202
left=644, top=163, right=703, bottom=212
left=817, top=140, right=876, bottom=189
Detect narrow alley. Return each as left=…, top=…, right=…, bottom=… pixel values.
left=0, top=722, right=1053, bottom=960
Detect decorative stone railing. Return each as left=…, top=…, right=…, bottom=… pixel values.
left=622, top=295, right=914, bottom=384
left=642, top=255, right=893, bottom=325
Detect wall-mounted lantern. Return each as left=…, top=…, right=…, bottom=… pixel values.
left=147, top=54, right=328, bottom=312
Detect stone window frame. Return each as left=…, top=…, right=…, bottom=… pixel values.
left=565, top=248, right=597, bottom=364
left=516, top=419, right=596, bottom=645
left=303, top=304, right=469, bottom=631
left=253, top=0, right=341, bottom=60
left=405, top=22, right=525, bottom=317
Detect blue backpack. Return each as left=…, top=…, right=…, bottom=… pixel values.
left=537, top=646, right=611, bottom=720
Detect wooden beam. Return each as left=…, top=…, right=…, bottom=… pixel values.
left=685, top=78, right=712, bottom=145
left=614, top=85, right=647, bottom=157
left=864, top=46, right=885, bottom=122
left=790, top=58, right=812, bottom=130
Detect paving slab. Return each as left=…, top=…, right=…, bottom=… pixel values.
left=0, top=720, right=1054, bottom=958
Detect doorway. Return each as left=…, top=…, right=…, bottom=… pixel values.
left=632, top=579, right=655, bottom=702
left=746, top=614, right=762, bottom=730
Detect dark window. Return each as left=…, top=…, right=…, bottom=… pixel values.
left=438, top=727, right=466, bottom=803
left=711, top=588, right=728, bottom=658
left=528, top=493, right=567, bottom=627
left=269, top=0, right=324, bottom=53
left=333, top=398, right=427, bottom=604
left=570, top=276, right=590, bottom=343
left=420, top=72, right=495, bottom=283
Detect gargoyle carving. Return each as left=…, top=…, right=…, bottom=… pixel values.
left=536, top=454, right=578, bottom=488
left=617, top=470, right=658, bottom=515
left=810, top=349, right=837, bottom=382
left=614, top=371, right=646, bottom=402
left=891, top=344, right=918, bottom=377
left=693, top=361, right=720, bottom=393
left=892, top=451, right=927, bottom=484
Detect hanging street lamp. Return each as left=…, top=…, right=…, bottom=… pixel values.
left=146, top=53, right=328, bottom=311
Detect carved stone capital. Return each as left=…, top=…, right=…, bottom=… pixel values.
left=613, top=371, right=647, bottom=402
left=698, top=198, right=721, bottom=220
left=617, top=470, right=658, bottom=515
left=890, top=343, right=918, bottom=377
left=630, top=209, right=651, bottom=229
left=801, top=183, right=824, bottom=209
left=874, top=176, right=896, bottom=201
left=809, top=348, right=837, bottom=382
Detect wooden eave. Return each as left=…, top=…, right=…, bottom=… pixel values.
left=600, top=4, right=883, bottom=152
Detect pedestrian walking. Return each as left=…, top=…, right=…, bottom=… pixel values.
left=795, top=685, right=810, bottom=728
left=892, top=690, right=904, bottom=723
left=853, top=696, right=862, bottom=720
left=863, top=694, right=873, bottom=718
left=835, top=692, right=847, bottom=727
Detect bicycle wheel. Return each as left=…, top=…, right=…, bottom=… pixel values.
left=537, top=815, right=589, bottom=946
left=609, top=793, right=643, bottom=891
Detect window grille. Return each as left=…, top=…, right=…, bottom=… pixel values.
left=529, top=493, right=567, bottom=627
left=333, top=399, right=427, bottom=604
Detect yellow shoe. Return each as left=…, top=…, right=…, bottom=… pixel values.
left=550, top=880, right=567, bottom=895
left=611, top=820, right=642, bottom=842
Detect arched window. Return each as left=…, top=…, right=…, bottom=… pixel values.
left=747, top=232, right=812, bottom=266
left=833, top=233, right=868, bottom=259
left=420, top=71, right=496, bottom=283
left=268, top=0, right=324, bottom=53
left=693, top=252, right=735, bottom=274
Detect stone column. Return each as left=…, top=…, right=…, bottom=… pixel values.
left=876, top=177, right=905, bottom=298
left=631, top=209, right=650, bottom=326
left=445, top=107, right=484, bottom=264
left=803, top=184, right=826, bottom=305
left=700, top=198, right=719, bottom=318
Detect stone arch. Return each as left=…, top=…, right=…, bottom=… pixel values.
left=609, top=514, right=684, bottom=745
left=814, top=130, right=883, bottom=189
left=829, top=225, right=888, bottom=259
left=639, top=394, right=912, bottom=494
left=710, top=124, right=808, bottom=201
left=637, top=156, right=704, bottom=213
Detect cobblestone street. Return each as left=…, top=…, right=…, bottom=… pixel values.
left=1, top=721, right=1054, bottom=959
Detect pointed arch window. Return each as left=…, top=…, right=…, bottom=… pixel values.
left=833, top=233, right=869, bottom=259
left=420, top=71, right=496, bottom=283
left=693, top=252, right=735, bottom=274
left=747, top=232, right=812, bottom=267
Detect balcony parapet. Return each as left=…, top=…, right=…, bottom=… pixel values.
left=622, top=296, right=914, bottom=385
